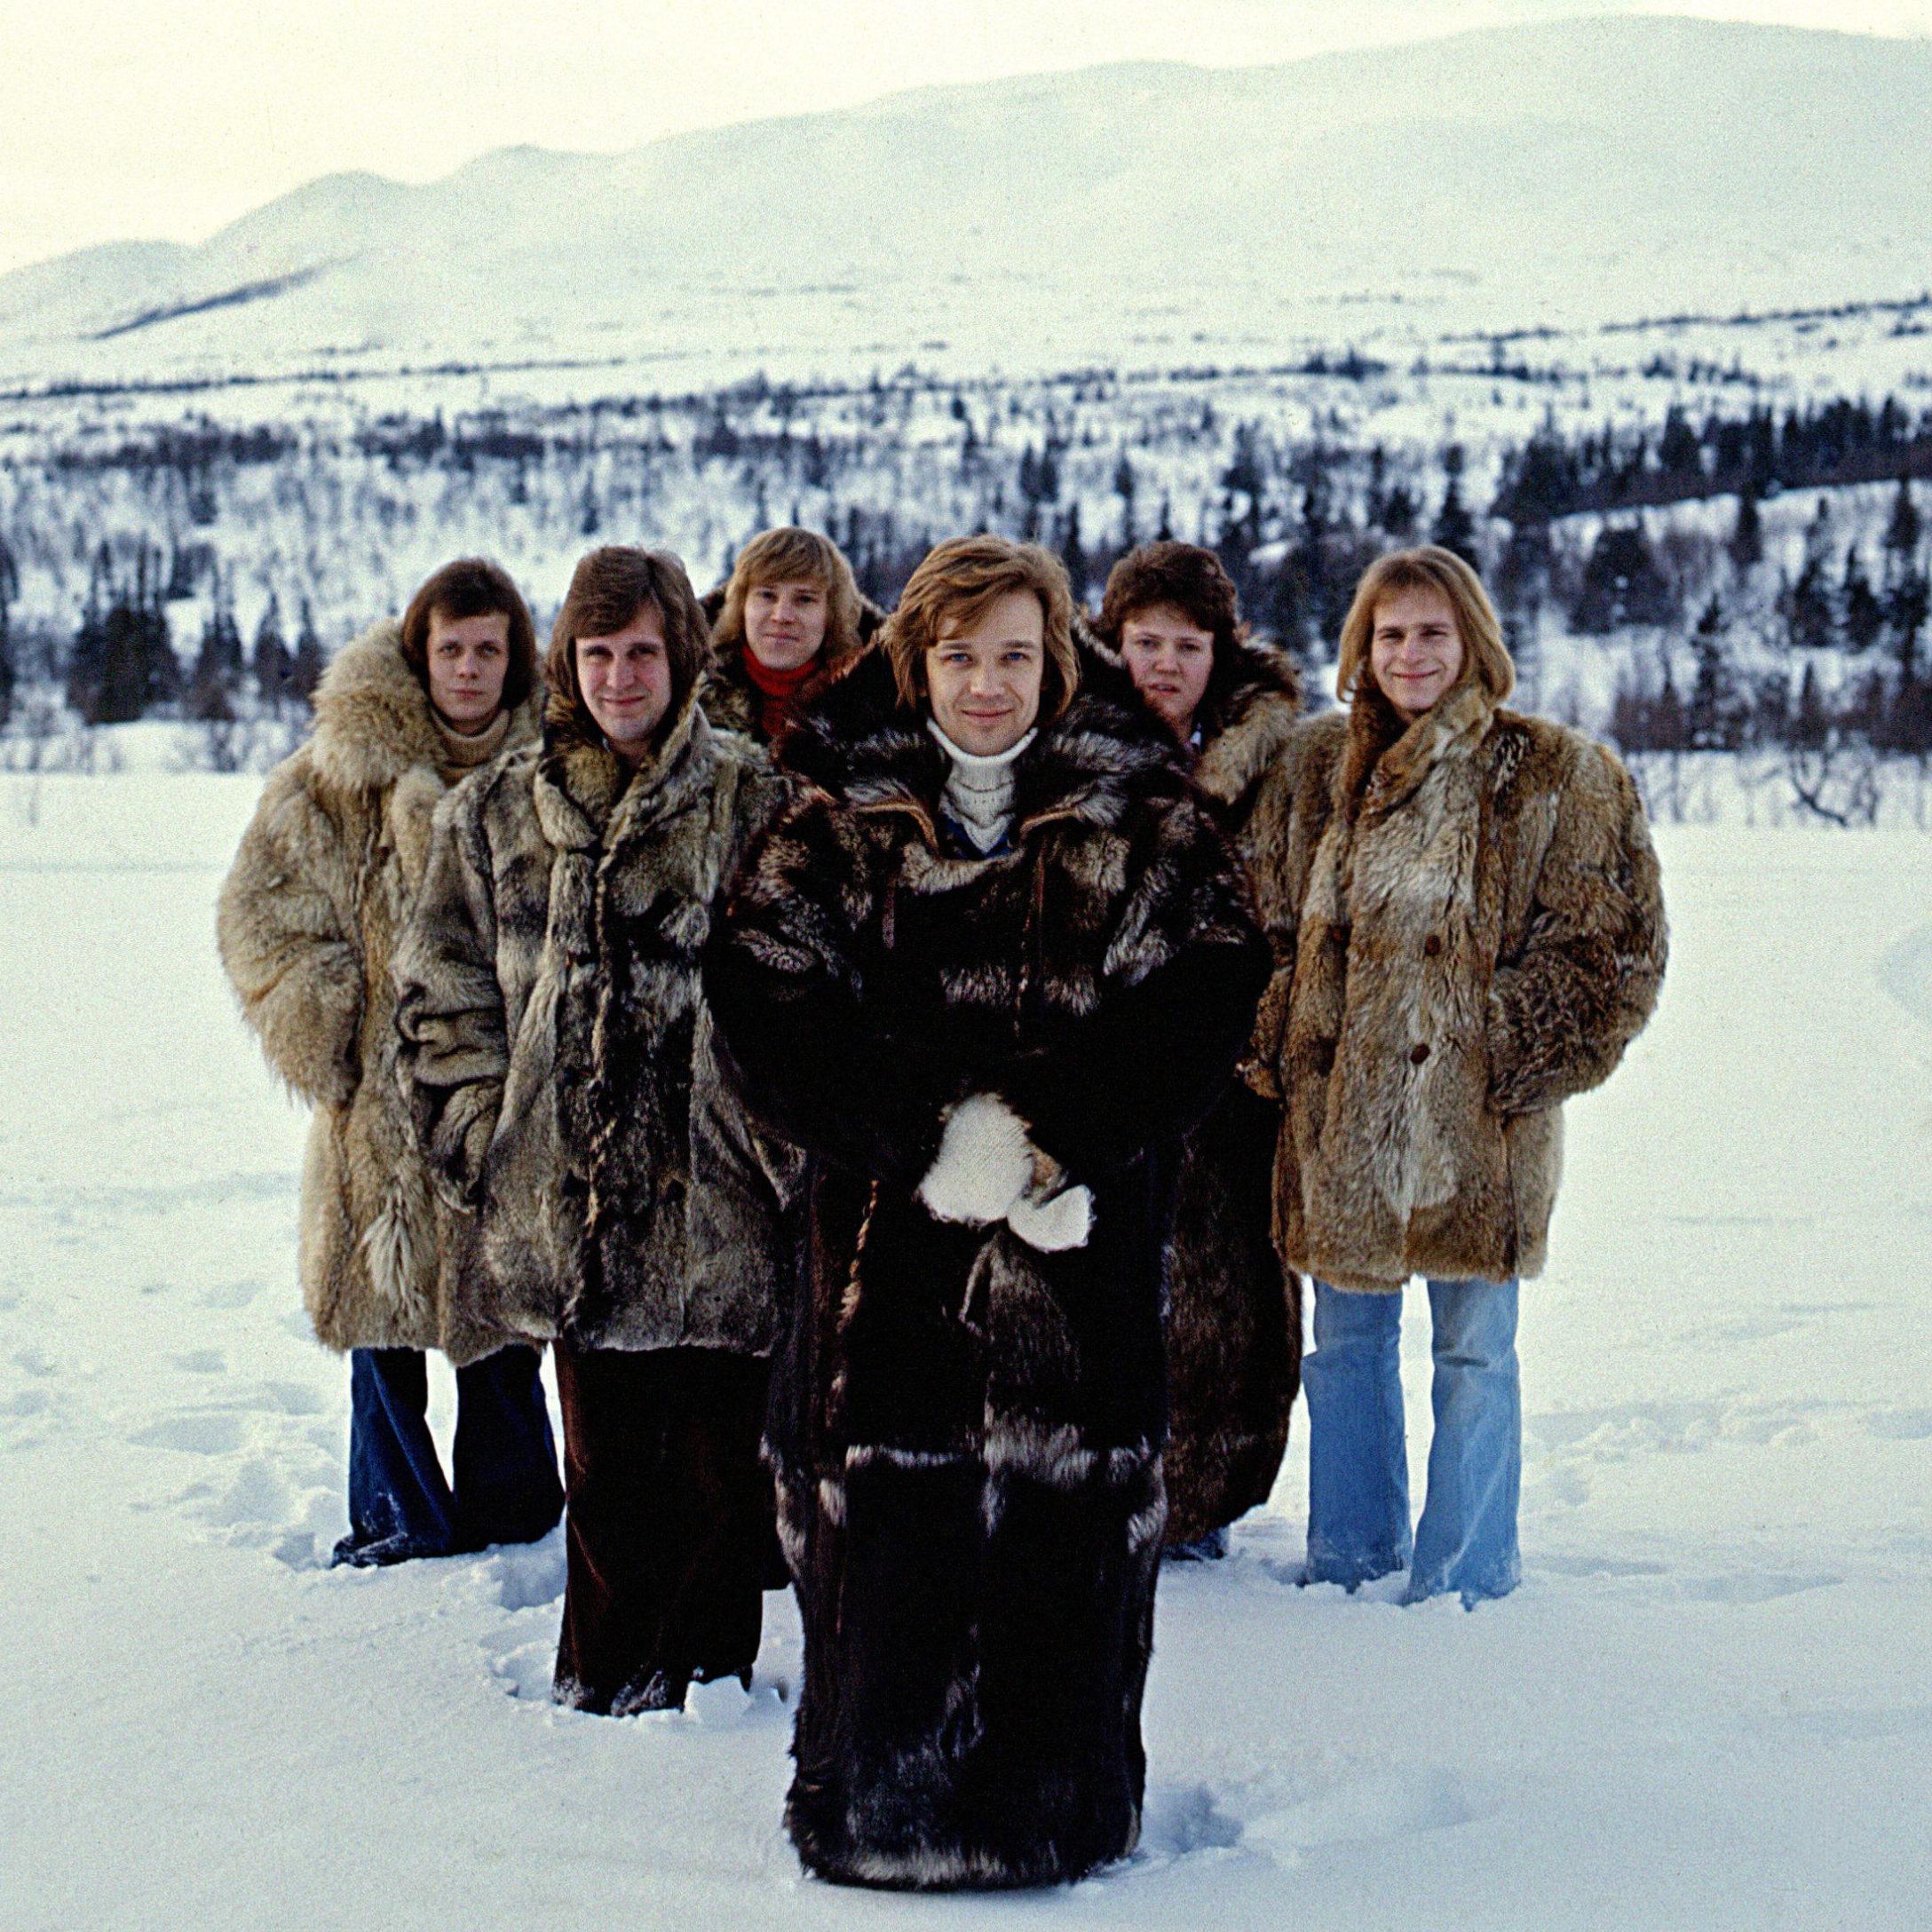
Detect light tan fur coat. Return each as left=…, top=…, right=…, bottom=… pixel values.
left=216, top=622, right=537, bottom=1356
left=1247, top=682, right=1667, bottom=1292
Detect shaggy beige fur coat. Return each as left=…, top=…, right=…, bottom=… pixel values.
left=217, top=622, right=537, bottom=1357
left=1247, top=682, right=1667, bottom=1292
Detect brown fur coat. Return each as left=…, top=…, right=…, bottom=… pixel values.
left=1161, top=640, right=1306, bottom=1546
left=393, top=689, right=788, bottom=1361
left=216, top=621, right=539, bottom=1357
left=1247, top=682, right=1667, bottom=1292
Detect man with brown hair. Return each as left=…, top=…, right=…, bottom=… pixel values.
left=1095, top=541, right=1305, bottom=1562
left=218, top=557, right=561, bottom=1567
left=395, top=545, right=788, bottom=1714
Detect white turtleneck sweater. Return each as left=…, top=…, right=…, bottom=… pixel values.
left=928, top=719, right=1038, bottom=854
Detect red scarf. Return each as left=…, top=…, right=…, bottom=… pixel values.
left=741, top=649, right=817, bottom=742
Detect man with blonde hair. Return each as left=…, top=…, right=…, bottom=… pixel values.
left=701, top=526, right=879, bottom=745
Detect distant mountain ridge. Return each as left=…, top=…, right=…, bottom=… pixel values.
left=4, top=15, right=1929, bottom=387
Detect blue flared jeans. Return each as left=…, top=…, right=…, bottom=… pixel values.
left=1303, top=1277, right=1522, bottom=1606
left=338, top=1344, right=564, bottom=1565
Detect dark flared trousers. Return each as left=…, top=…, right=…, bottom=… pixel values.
left=338, top=1344, right=564, bottom=1565
left=550, top=1341, right=773, bottom=1715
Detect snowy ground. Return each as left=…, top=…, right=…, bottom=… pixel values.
left=3, top=772, right=1928, bottom=1930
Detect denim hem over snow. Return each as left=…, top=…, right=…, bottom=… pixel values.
left=1303, top=1277, right=1521, bottom=1608
left=336, top=1344, right=563, bottom=1566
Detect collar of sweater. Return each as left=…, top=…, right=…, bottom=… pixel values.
left=928, top=719, right=1038, bottom=854
left=432, top=707, right=511, bottom=781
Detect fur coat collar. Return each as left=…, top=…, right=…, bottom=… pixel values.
left=779, top=641, right=1189, bottom=847
left=532, top=682, right=716, bottom=854
left=1184, top=639, right=1303, bottom=818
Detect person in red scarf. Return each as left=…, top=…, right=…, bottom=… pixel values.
left=700, top=527, right=882, bottom=747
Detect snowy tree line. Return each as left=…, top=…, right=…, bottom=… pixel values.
left=1, top=364, right=1928, bottom=805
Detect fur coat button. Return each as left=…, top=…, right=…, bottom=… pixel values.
left=1423, top=933, right=1443, bottom=957
left=1314, top=1041, right=1336, bottom=1075
left=1410, top=1042, right=1431, bottom=1065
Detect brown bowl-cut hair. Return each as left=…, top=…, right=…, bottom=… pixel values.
left=881, top=536, right=1081, bottom=723
left=1096, top=540, right=1249, bottom=729
left=544, top=546, right=709, bottom=744
left=400, top=558, right=539, bottom=711
left=1335, top=545, right=1516, bottom=708
left=712, top=527, right=865, bottom=665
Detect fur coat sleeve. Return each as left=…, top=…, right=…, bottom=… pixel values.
left=392, top=777, right=508, bottom=1208
left=1486, top=737, right=1667, bottom=1116
left=216, top=757, right=363, bottom=1107
left=993, top=801, right=1271, bottom=1184
left=706, top=795, right=962, bottom=1184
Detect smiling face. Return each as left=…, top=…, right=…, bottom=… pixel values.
left=925, top=589, right=1045, bottom=756
left=743, top=574, right=829, bottom=672
left=424, top=609, right=511, bottom=732
left=1119, top=601, right=1215, bottom=740
left=576, top=603, right=672, bottom=760
left=1369, top=584, right=1467, bottom=720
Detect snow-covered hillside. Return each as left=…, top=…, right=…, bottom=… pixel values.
left=4, top=18, right=1931, bottom=392
left=3, top=772, right=1928, bottom=1928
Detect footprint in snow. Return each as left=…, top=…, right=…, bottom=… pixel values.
left=1136, top=1765, right=1481, bottom=1873
left=130, top=1409, right=249, bottom=1455
left=1865, top=1406, right=1932, bottom=1440
left=1674, top=1571, right=1841, bottom=1605
left=485, top=1534, right=567, bottom=1612
left=198, top=1278, right=265, bottom=1310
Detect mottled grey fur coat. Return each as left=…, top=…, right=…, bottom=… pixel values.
left=1247, top=681, right=1667, bottom=1292
left=216, top=621, right=538, bottom=1358
left=708, top=646, right=1270, bottom=1889
left=1161, top=641, right=1306, bottom=1546
left=393, top=688, right=788, bottom=1360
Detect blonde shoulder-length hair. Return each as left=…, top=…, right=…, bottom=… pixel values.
left=881, top=535, right=1081, bottom=722
left=711, top=526, right=866, bottom=664
left=1335, top=545, right=1516, bottom=708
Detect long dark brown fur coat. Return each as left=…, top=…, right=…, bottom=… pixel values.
left=392, top=687, right=788, bottom=1360
left=1247, top=680, right=1667, bottom=1292
left=216, top=621, right=538, bottom=1359
left=1160, top=640, right=1306, bottom=1546
left=706, top=646, right=1269, bottom=1889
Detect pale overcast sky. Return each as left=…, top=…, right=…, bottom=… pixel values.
left=1, top=0, right=1927, bottom=276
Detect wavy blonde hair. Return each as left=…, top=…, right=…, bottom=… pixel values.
left=712, top=527, right=865, bottom=666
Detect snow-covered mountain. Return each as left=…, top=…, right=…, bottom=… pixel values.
left=4, top=16, right=1930, bottom=387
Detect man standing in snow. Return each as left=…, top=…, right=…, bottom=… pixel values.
left=218, top=558, right=564, bottom=1567
left=395, top=545, right=789, bottom=1715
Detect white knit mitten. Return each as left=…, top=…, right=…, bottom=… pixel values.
left=1005, top=1183, right=1093, bottom=1252
left=918, top=1094, right=1034, bottom=1225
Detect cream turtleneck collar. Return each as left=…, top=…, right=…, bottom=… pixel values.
left=928, top=718, right=1037, bottom=854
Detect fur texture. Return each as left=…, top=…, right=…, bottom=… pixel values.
left=393, top=688, right=788, bottom=1362
left=1156, top=636, right=1308, bottom=1544
left=1247, top=683, right=1667, bottom=1293
left=707, top=646, right=1270, bottom=1888
left=216, top=621, right=539, bottom=1358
